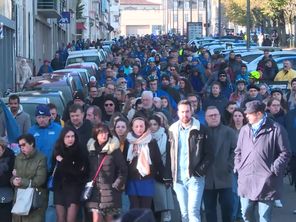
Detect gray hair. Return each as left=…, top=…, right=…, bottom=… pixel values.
left=141, top=90, right=153, bottom=99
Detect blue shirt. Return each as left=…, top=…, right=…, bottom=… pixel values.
left=177, top=123, right=191, bottom=183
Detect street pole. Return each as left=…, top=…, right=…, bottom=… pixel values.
left=177, top=1, right=179, bottom=34
left=182, top=0, right=185, bottom=35
left=246, top=0, right=251, bottom=49
left=218, top=0, right=221, bottom=39
left=173, top=0, right=175, bottom=32
left=205, top=0, right=208, bottom=37
left=190, top=0, right=192, bottom=22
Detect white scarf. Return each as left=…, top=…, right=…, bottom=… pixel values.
left=151, top=127, right=167, bottom=165
left=126, top=131, right=152, bottom=177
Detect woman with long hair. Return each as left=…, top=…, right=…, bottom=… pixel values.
left=178, top=77, right=194, bottom=99
left=149, top=115, right=174, bottom=222
left=125, top=116, right=164, bottom=209
left=229, top=109, right=247, bottom=222
left=52, top=127, right=88, bottom=222
left=86, top=123, right=127, bottom=222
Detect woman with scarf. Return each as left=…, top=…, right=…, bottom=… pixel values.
left=126, top=116, right=164, bottom=210
left=149, top=115, right=174, bottom=222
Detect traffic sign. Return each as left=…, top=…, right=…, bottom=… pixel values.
left=58, top=12, right=70, bottom=24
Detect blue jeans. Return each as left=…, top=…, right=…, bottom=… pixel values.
left=173, top=176, right=205, bottom=222
left=240, top=197, right=273, bottom=222
left=203, top=188, right=233, bottom=222
left=232, top=174, right=242, bottom=220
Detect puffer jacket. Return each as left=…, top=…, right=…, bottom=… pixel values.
left=12, top=149, right=48, bottom=222
left=87, top=137, right=127, bottom=209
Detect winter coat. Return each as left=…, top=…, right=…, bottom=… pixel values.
left=12, top=149, right=48, bottom=222
left=29, top=121, right=62, bottom=170
left=66, top=120, right=92, bottom=149
left=169, top=118, right=214, bottom=183
left=87, top=137, right=127, bottom=210
left=125, top=138, right=164, bottom=181
left=285, top=109, right=296, bottom=154
left=234, top=118, right=291, bottom=200
left=205, top=124, right=237, bottom=189
left=203, top=94, right=228, bottom=117
left=0, top=105, right=31, bottom=137
left=0, top=148, right=15, bottom=187
left=52, top=143, right=88, bottom=191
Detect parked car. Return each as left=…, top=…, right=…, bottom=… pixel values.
left=53, top=70, right=88, bottom=96
left=247, top=50, right=296, bottom=71
left=65, top=62, right=99, bottom=77
left=66, top=49, right=103, bottom=66
left=23, top=75, right=77, bottom=102
left=273, top=56, right=296, bottom=70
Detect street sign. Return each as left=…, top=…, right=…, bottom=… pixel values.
left=58, top=12, right=70, bottom=24
left=187, top=22, right=203, bottom=40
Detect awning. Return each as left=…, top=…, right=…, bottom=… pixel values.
left=76, top=22, right=86, bottom=30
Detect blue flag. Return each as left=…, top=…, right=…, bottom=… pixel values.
left=0, top=99, right=20, bottom=143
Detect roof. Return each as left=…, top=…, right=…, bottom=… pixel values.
left=120, top=0, right=160, bottom=5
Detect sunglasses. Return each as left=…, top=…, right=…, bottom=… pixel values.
left=104, top=103, right=114, bottom=107
left=120, top=81, right=127, bottom=84
left=19, top=143, right=27, bottom=148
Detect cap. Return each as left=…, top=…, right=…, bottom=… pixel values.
left=249, top=71, right=261, bottom=80
left=147, top=74, right=158, bottom=82
left=73, top=91, right=85, bottom=101
left=90, top=76, right=96, bottom=81
left=271, top=88, right=283, bottom=96
left=148, top=57, right=155, bottom=63
left=244, top=100, right=266, bottom=114
left=236, top=78, right=246, bottom=85
left=247, top=84, right=260, bottom=91
left=35, top=104, right=51, bottom=117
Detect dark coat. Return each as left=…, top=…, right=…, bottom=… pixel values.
left=67, top=119, right=93, bottom=149
left=0, top=148, right=15, bottom=187
left=125, top=139, right=164, bottom=181
left=87, top=137, right=127, bottom=210
left=285, top=109, right=296, bottom=154
left=203, top=94, right=228, bottom=116
left=205, top=124, right=237, bottom=189
left=52, top=143, right=88, bottom=190
left=234, top=118, right=291, bottom=200
left=169, top=118, right=214, bottom=183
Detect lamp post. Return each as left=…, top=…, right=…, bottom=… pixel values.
left=218, top=0, right=221, bottom=39
left=246, top=0, right=251, bottom=49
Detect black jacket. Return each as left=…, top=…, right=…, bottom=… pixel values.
left=169, top=118, right=214, bottom=182
left=0, top=148, right=15, bottom=187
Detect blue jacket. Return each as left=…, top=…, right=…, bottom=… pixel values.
left=29, top=121, right=62, bottom=170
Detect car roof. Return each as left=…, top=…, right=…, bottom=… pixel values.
left=2, top=96, right=50, bottom=104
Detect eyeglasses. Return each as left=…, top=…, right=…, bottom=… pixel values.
left=104, top=103, right=114, bottom=107
left=219, top=75, right=226, bottom=77
left=19, top=143, right=27, bottom=148
left=120, top=81, right=127, bottom=84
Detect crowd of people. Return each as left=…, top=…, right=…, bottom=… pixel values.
left=1, top=34, right=296, bottom=222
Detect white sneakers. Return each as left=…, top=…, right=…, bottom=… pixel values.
left=274, top=199, right=283, bottom=208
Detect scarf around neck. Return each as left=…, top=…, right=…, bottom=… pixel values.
left=151, top=127, right=167, bottom=165
left=126, top=130, right=152, bottom=177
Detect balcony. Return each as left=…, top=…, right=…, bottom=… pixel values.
left=37, top=0, right=60, bottom=18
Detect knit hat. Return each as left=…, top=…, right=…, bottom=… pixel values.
left=73, top=91, right=85, bottom=101
left=35, top=104, right=51, bottom=117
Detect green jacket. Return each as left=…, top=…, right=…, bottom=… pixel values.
left=12, top=149, right=48, bottom=222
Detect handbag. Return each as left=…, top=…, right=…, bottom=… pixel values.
left=11, top=180, right=34, bottom=216
left=81, top=155, right=107, bottom=201
left=0, top=187, right=14, bottom=203
left=31, top=187, right=44, bottom=211
left=47, top=163, right=58, bottom=191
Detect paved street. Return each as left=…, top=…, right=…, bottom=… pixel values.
left=273, top=177, right=296, bottom=222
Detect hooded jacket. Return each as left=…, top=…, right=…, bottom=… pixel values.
left=0, top=105, right=31, bottom=137
left=86, top=137, right=127, bottom=209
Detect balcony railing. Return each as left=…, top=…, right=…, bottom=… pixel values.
left=37, top=0, right=60, bottom=18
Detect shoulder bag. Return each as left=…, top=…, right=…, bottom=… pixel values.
left=81, top=155, right=107, bottom=202
left=11, top=180, right=34, bottom=216
left=47, top=163, right=58, bottom=191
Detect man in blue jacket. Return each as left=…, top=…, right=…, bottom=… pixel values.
left=28, top=104, right=62, bottom=222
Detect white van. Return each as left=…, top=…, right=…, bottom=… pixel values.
left=66, top=49, right=103, bottom=66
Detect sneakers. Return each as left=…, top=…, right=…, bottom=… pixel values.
left=274, top=199, right=283, bottom=208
